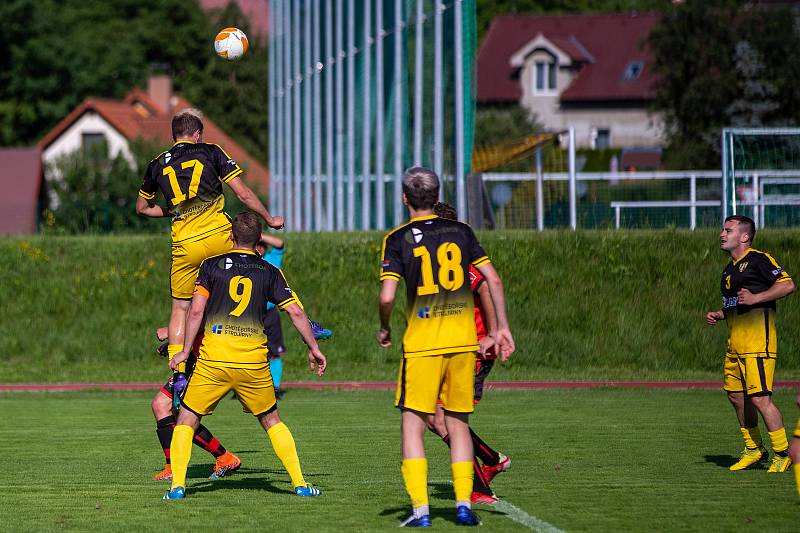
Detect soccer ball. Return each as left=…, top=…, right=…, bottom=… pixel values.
left=214, top=27, right=249, bottom=61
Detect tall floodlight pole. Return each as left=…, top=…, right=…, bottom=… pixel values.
left=303, top=0, right=313, bottom=231
left=375, top=0, right=385, bottom=229
left=393, top=0, right=404, bottom=227
left=325, top=0, right=334, bottom=231
left=275, top=0, right=285, bottom=216
left=313, top=0, right=322, bottom=231
left=433, top=0, right=443, bottom=191
left=335, top=0, right=345, bottom=230
left=361, top=0, right=372, bottom=230
left=283, top=0, right=293, bottom=227
left=268, top=0, right=276, bottom=215
left=454, top=0, right=466, bottom=221
left=413, top=0, right=424, bottom=166
left=293, top=0, right=302, bottom=231
left=346, top=0, right=356, bottom=230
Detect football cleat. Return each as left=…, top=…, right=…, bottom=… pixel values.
left=768, top=454, right=793, bottom=473
left=481, top=453, right=511, bottom=483
left=295, top=484, right=322, bottom=497
left=729, top=447, right=768, bottom=471
left=470, top=491, right=498, bottom=505
left=455, top=505, right=481, bottom=526
left=309, top=319, right=332, bottom=341
left=399, top=511, right=432, bottom=528
left=153, top=465, right=172, bottom=481
left=209, top=452, right=242, bottom=479
left=162, top=486, right=185, bottom=500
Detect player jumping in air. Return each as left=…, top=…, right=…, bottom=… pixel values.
left=163, top=212, right=326, bottom=500
left=705, top=215, right=795, bottom=473
left=151, top=327, right=241, bottom=481
left=378, top=168, right=515, bottom=527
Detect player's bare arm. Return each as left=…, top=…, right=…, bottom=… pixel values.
left=169, top=293, right=208, bottom=371
left=135, top=196, right=170, bottom=218
left=475, top=262, right=515, bottom=361
left=283, top=302, right=327, bottom=375
left=259, top=233, right=284, bottom=249
left=475, top=281, right=497, bottom=356
left=377, top=279, right=398, bottom=348
left=226, top=176, right=285, bottom=230
left=737, top=278, right=796, bottom=305
left=705, top=310, right=724, bottom=325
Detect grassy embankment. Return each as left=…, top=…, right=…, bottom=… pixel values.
left=3, top=229, right=800, bottom=383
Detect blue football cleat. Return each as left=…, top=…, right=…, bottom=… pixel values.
left=309, top=319, right=332, bottom=341
left=295, top=484, right=321, bottom=497
left=162, top=486, right=185, bottom=500
left=399, top=512, right=432, bottom=528
left=456, top=506, right=481, bottom=526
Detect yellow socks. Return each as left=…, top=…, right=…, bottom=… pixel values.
left=741, top=426, right=763, bottom=449
left=168, top=344, right=186, bottom=372
left=170, top=425, right=194, bottom=489
left=768, top=428, right=789, bottom=454
left=267, top=422, right=306, bottom=488
left=451, top=461, right=474, bottom=506
left=401, top=458, right=429, bottom=509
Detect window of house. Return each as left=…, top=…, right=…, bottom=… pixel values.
left=593, top=128, right=611, bottom=150
left=534, top=61, right=556, bottom=93
left=82, top=132, right=107, bottom=151
left=623, top=61, right=643, bottom=81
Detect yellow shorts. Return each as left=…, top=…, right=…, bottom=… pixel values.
left=170, top=229, right=233, bottom=299
left=723, top=356, right=775, bottom=396
left=395, top=351, right=476, bottom=414
left=181, top=359, right=277, bottom=416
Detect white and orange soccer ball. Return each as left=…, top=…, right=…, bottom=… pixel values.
left=214, top=27, right=249, bottom=61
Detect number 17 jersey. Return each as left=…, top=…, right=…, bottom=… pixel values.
left=380, top=214, right=491, bottom=358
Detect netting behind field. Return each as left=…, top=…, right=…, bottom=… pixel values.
left=268, top=0, right=476, bottom=231
left=723, top=128, right=800, bottom=228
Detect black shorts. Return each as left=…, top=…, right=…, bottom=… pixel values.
left=264, top=308, right=287, bottom=356
left=474, top=358, right=495, bottom=404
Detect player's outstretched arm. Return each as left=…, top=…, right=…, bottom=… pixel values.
left=260, top=233, right=284, bottom=249
left=476, top=262, right=515, bottom=361
left=170, top=294, right=208, bottom=372
left=377, top=279, right=398, bottom=348
left=135, top=196, right=169, bottom=218
left=226, top=176, right=284, bottom=229
left=284, top=302, right=327, bottom=376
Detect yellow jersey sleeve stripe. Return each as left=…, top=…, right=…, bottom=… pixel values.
left=221, top=168, right=243, bottom=184
left=380, top=272, right=401, bottom=281
left=212, top=143, right=234, bottom=160
left=472, top=256, right=490, bottom=267
left=776, top=276, right=793, bottom=282
left=138, top=189, right=156, bottom=200
left=277, top=296, right=299, bottom=310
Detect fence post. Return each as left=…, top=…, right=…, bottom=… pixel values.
left=535, top=145, right=544, bottom=231
left=568, top=127, right=577, bottom=230
left=615, top=206, right=621, bottom=229
left=690, top=174, right=696, bottom=231
left=753, top=173, right=759, bottom=229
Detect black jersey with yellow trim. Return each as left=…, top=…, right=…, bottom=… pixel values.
left=721, top=248, right=792, bottom=357
left=194, top=250, right=299, bottom=368
left=138, top=141, right=243, bottom=244
left=380, top=215, right=490, bottom=358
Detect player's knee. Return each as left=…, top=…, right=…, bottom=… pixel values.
left=258, top=409, right=282, bottom=430
left=726, top=391, right=744, bottom=407
left=749, top=394, right=773, bottom=409
left=152, top=393, right=171, bottom=417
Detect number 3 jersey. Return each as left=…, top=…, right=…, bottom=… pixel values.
left=138, top=141, right=243, bottom=244
left=720, top=248, right=792, bottom=358
left=380, top=214, right=491, bottom=358
left=193, top=250, right=299, bottom=368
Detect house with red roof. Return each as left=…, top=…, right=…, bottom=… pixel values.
left=477, top=13, right=663, bottom=152
left=38, top=75, right=268, bottom=193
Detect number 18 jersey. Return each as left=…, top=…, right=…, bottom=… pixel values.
left=380, top=214, right=491, bottom=358
left=138, top=141, right=243, bottom=244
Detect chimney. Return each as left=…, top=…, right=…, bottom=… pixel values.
left=148, top=75, right=173, bottom=113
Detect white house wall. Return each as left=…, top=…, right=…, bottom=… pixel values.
left=42, top=111, right=134, bottom=171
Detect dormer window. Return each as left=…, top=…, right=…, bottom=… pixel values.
left=623, top=61, right=643, bottom=80
left=534, top=60, right=557, bottom=94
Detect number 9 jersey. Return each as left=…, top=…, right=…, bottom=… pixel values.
left=138, top=141, right=243, bottom=244
left=380, top=214, right=491, bottom=358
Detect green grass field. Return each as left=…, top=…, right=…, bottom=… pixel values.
left=2, top=388, right=798, bottom=532
left=3, top=230, right=800, bottom=383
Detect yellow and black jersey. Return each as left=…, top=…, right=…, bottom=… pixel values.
left=193, top=250, right=299, bottom=368
left=138, top=141, right=243, bottom=244
left=380, top=215, right=490, bottom=358
left=721, top=248, right=792, bottom=358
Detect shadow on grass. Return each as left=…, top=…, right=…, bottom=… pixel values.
left=703, top=454, right=768, bottom=470
left=188, top=476, right=290, bottom=495
left=378, top=482, right=505, bottom=526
